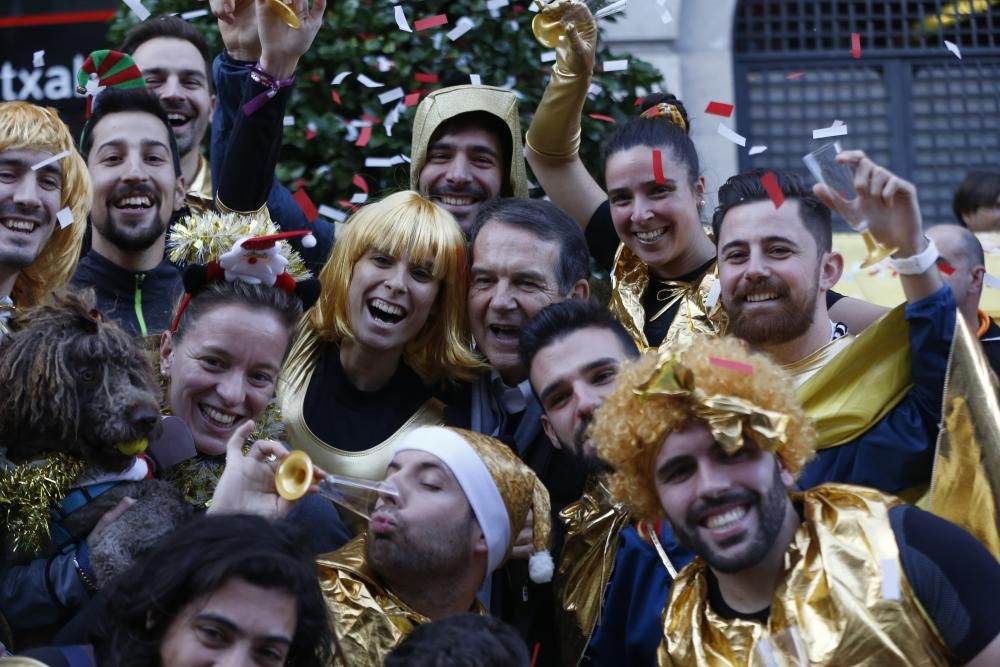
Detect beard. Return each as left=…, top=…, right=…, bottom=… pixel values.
left=556, top=415, right=613, bottom=475
left=726, top=275, right=819, bottom=346
left=670, top=461, right=789, bottom=574
left=94, top=183, right=169, bottom=252
left=367, top=508, right=476, bottom=583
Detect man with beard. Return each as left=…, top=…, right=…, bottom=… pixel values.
left=0, top=102, right=90, bottom=336
left=120, top=16, right=215, bottom=213
left=713, top=155, right=953, bottom=496
left=520, top=299, right=692, bottom=666
left=208, top=423, right=553, bottom=666
left=72, top=88, right=186, bottom=336
left=592, top=335, right=1000, bottom=666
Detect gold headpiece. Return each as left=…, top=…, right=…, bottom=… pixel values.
left=641, top=102, right=688, bottom=133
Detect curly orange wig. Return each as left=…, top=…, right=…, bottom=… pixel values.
left=591, top=335, right=816, bottom=521
left=0, top=102, right=90, bottom=307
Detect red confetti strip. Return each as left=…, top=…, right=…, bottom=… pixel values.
left=414, top=14, right=448, bottom=31
left=760, top=171, right=784, bottom=209
left=337, top=201, right=359, bottom=212
left=352, top=174, right=369, bottom=194
left=588, top=113, right=616, bottom=123
left=704, top=101, right=734, bottom=118
left=404, top=92, right=421, bottom=107
left=414, top=72, right=439, bottom=83
left=634, top=97, right=643, bottom=106
left=292, top=189, right=319, bottom=222
left=292, top=178, right=307, bottom=189
left=652, top=149, right=665, bottom=185
left=851, top=32, right=862, bottom=59
left=355, top=125, right=372, bottom=147
left=710, top=357, right=754, bottom=374
left=785, top=72, right=805, bottom=80
left=305, top=127, right=317, bottom=141
left=937, top=259, right=956, bottom=276
left=331, top=90, right=341, bottom=105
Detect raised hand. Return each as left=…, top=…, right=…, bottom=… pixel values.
left=208, top=0, right=262, bottom=62
left=540, top=0, right=597, bottom=75
left=208, top=420, right=295, bottom=519
left=258, top=0, right=327, bottom=79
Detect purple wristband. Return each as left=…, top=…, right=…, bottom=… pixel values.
left=243, top=62, right=295, bottom=115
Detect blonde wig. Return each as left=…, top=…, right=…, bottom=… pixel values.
left=592, top=335, right=816, bottom=521
left=0, top=102, right=90, bottom=308
left=309, top=190, right=482, bottom=383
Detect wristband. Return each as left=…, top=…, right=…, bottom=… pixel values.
left=243, top=62, right=295, bottom=116
left=888, top=237, right=938, bottom=275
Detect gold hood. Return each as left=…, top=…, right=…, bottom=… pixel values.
left=409, top=85, right=528, bottom=198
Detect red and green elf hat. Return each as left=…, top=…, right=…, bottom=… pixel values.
left=76, top=49, right=146, bottom=118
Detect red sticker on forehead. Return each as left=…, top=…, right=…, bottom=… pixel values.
left=710, top=357, right=754, bottom=374
left=760, top=171, right=784, bottom=210
left=652, top=149, right=665, bottom=185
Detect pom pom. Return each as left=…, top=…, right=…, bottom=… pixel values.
left=302, top=233, right=317, bottom=249
left=528, top=550, right=554, bottom=583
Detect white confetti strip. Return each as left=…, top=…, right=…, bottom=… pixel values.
left=944, top=40, right=962, bottom=59
left=32, top=51, right=44, bottom=68
left=447, top=17, right=475, bottom=41
left=378, top=87, right=404, bottom=104
left=283, top=115, right=295, bottom=127
left=356, top=74, right=384, bottom=88
left=541, top=50, right=557, bottom=63
left=704, top=280, right=721, bottom=309
left=602, top=59, right=629, bottom=72
left=661, top=9, right=673, bottom=24
left=30, top=150, right=69, bottom=171
left=331, top=71, right=352, bottom=85
left=56, top=207, right=74, bottom=229
left=487, top=0, right=509, bottom=9
left=469, top=73, right=482, bottom=85
left=985, top=274, right=1000, bottom=290
left=319, top=204, right=347, bottom=222
left=812, top=123, right=849, bottom=139
left=717, top=122, right=747, bottom=147
left=376, top=56, right=395, bottom=72
left=588, top=83, right=603, bottom=98
left=394, top=5, right=412, bottom=32
left=365, top=155, right=408, bottom=168
left=749, top=145, right=768, bottom=155
left=350, top=192, right=369, bottom=204
left=880, top=559, right=901, bottom=600
left=180, top=8, right=209, bottom=19
left=122, top=0, right=151, bottom=21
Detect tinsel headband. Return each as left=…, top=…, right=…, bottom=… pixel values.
left=641, top=102, right=688, bottom=133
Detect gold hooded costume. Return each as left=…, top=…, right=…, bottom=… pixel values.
left=317, top=535, right=486, bottom=666
left=409, top=85, right=528, bottom=199
left=184, top=153, right=213, bottom=214
left=659, top=485, right=953, bottom=667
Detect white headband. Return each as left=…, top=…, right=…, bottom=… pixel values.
left=394, top=427, right=511, bottom=576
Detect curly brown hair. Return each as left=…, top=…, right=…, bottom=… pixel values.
left=591, top=336, right=816, bottom=521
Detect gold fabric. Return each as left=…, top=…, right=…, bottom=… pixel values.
left=184, top=153, right=213, bottom=214
left=317, top=535, right=487, bottom=667
left=555, top=476, right=632, bottom=667
left=636, top=349, right=790, bottom=455
left=659, top=484, right=953, bottom=667
left=409, top=85, right=528, bottom=198
left=278, top=323, right=444, bottom=479
left=608, top=244, right=726, bottom=352
left=793, top=305, right=912, bottom=450
left=926, top=315, right=1000, bottom=559
left=781, top=333, right=853, bottom=388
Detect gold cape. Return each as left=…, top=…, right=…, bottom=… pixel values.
left=409, top=85, right=528, bottom=198
left=659, top=484, right=952, bottom=667
left=926, top=314, right=1000, bottom=559
left=184, top=153, right=213, bottom=214
left=317, top=535, right=487, bottom=666
left=555, top=476, right=632, bottom=666
left=278, top=323, right=444, bottom=479
left=608, top=244, right=726, bottom=352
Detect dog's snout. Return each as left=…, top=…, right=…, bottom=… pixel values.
left=129, top=403, right=160, bottom=433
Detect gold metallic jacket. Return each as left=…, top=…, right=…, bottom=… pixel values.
left=184, top=153, right=213, bottom=214
left=317, top=535, right=486, bottom=666
left=608, top=245, right=725, bottom=352
left=658, top=484, right=952, bottom=667
left=409, top=85, right=528, bottom=198
left=555, top=476, right=631, bottom=666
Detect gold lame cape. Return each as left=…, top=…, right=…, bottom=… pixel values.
left=317, top=535, right=487, bottom=667
left=608, top=244, right=726, bottom=352
left=659, top=484, right=952, bottom=667
left=409, top=85, right=528, bottom=198
left=925, top=315, right=1000, bottom=559
left=184, top=153, right=213, bottom=214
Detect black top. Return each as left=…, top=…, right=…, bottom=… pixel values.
left=979, top=317, right=1000, bottom=378
left=301, top=341, right=435, bottom=452
left=706, top=504, right=1000, bottom=662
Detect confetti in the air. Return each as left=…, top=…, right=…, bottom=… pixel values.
left=394, top=5, right=412, bottom=32
left=30, top=150, right=69, bottom=171
left=761, top=171, right=785, bottom=209
left=447, top=17, right=476, bottom=41
left=414, top=14, right=448, bottom=31
left=602, top=59, right=629, bottom=72
left=292, top=189, right=319, bottom=223
left=588, top=113, right=616, bottom=123
left=851, top=32, right=862, bottom=59
left=319, top=204, right=347, bottom=222
left=56, top=207, right=74, bottom=229
left=357, top=74, right=385, bottom=88
left=378, top=87, right=405, bottom=104
left=122, top=0, right=151, bottom=21
left=705, top=101, right=734, bottom=118
left=32, top=51, right=44, bottom=68
left=812, top=122, right=848, bottom=139
left=716, top=123, right=747, bottom=147
left=331, top=71, right=352, bottom=85
left=748, top=145, right=768, bottom=155
left=469, top=73, right=482, bottom=85
left=944, top=40, right=962, bottom=59
left=180, top=8, right=209, bottom=19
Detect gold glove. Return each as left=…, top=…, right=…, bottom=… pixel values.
left=526, top=1, right=597, bottom=160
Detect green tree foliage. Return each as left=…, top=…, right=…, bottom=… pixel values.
left=109, top=0, right=664, bottom=210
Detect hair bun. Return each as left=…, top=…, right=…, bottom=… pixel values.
left=637, top=93, right=689, bottom=134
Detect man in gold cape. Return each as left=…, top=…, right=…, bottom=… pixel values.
left=209, top=424, right=553, bottom=667
left=591, top=335, right=1000, bottom=666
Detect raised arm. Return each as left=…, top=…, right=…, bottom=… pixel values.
left=524, top=1, right=606, bottom=230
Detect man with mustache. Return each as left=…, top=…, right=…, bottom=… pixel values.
left=520, top=299, right=692, bottom=666
left=713, top=154, right=954, bottom=496
left=593, top=335, right=1000, bottom=666
left=72, top=88, right=186, bottom=337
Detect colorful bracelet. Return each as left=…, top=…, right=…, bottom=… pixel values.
left=243, top=62, right=295, bottom=116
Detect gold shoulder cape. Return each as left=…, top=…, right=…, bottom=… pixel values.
left=409, top=85, right=528, bottom=198
left=555, top=476, right=632, bottom=666
left=278, top=322, right=444, bottom=479
left=659, top=484, right=952, bottom=667
left=317, top=535, right=487, bottom=667
left=608, top=244, right=726, bottom=352
left=184, top=153, right=213, bottom=214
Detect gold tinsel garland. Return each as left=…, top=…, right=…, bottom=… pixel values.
left=167, top=210, right=312, bottom=281
left=0, top=453, right=86, bottom=555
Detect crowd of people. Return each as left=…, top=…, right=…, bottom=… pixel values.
left=1, top=0, right=1000, bottom=665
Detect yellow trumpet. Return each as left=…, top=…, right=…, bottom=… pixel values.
left=274, top=450, right=399, bottom=518
left=265, top=0, right=301, bottom=29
